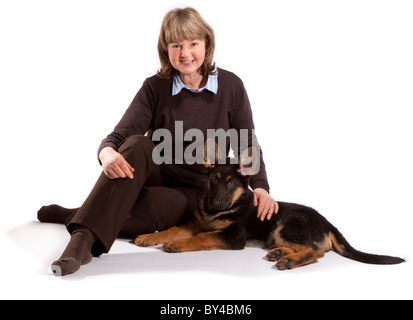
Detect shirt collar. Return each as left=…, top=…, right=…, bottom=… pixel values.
left=172, top=70, right=218, bottom=96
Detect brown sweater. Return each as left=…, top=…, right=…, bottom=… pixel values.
left=99, top=68, right=270, bottom=192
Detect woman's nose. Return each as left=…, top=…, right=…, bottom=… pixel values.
left=180, top=46, right=191, bottom=58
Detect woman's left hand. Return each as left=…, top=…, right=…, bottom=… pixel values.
left=253, top=188, right=279, bottom=221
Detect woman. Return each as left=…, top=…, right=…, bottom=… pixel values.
left=38, top=7, right=279, bottom=276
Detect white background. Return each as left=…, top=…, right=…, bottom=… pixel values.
left=1, top=0, right=412, bottom=300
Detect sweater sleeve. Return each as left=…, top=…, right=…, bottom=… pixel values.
left=229, top=77, right=271, bottom=193
left=97, top=78, right=154, bottom=161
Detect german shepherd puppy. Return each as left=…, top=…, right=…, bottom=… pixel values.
left=135, top=140, right=405, bottom=270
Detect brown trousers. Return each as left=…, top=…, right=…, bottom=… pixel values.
left=66, top=135, right=205, bottom=256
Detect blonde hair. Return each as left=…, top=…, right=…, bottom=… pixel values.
left=157, top=7, right=216, bottom=79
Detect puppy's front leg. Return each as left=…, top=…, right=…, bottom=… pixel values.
left=163, top=231, right=229, bottom=253
left=134, top=220, right=202, bottom=247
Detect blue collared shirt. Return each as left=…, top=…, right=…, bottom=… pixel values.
left=172, top=71, right=218, bottom=96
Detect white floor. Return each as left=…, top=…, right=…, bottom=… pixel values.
left=2, top=219, right=411, bottom=300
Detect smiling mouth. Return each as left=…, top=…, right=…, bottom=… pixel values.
left=180, top=60, right=195, bottom=64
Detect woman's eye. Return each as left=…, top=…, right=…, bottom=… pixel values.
left=191, top=42, right=198, bottom=47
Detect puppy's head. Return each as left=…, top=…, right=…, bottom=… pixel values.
left=203, top=139, right=259, bottom=211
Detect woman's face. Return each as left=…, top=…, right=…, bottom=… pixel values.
left=167, top=38, right=206, bottom=78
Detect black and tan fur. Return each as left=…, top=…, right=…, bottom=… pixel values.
left=135, top=140, right=405, bottom=270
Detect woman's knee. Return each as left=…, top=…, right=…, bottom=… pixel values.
left=118, top=135, right=155, bottom=163
left=119, top=134, right=154, bottom=152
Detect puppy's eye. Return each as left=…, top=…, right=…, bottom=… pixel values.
left=227, top=181, right=235, bottom=187
left=211, top=176, right=218, bottom=184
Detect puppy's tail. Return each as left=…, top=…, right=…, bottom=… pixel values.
left=329, top=226, right=405, bottom=265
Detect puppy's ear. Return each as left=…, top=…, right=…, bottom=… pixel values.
left=204, top=138, right=224, bottom=168
left=238, top=147, right=260, bottom=176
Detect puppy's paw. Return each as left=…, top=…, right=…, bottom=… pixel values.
left=134, top=233, right=164, bottom=247
left=275, top=258, right=295, bottom=270
left=163, top=241, right=182, bottom=253
left=266, top=247, right=295, bottom=261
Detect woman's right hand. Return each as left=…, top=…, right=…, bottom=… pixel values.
left=99, top=147, right=135, bottom=179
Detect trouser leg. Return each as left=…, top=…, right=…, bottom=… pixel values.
left=119, top=186, right=203, bottom=237
left=60, top=185, right=203, bottom=239
left=67, top=135, right=161, bottom=255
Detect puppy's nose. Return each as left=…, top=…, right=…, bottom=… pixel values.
left=212, top=198, right=224, bottom=209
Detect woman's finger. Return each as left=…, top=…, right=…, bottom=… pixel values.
left=105, top=168, right=117, bottom=179
left=273, top=201, right=279, bottom=215
left=113, top=164, right=127, bottom=178
left=266, top=203, right=276, bottom=220
left=260, top=201, right=272, bottom=221
left=118, top=159, right=134, bottom=179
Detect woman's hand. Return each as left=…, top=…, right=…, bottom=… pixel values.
left=254, top=188, right=279, bottom=221
left=99, top=147, right=135, bottom=180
